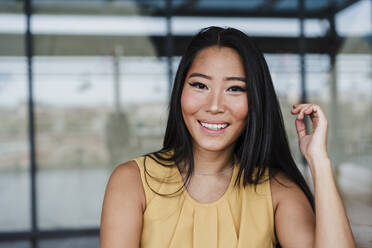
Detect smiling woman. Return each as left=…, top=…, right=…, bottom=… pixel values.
left=100, top=26, right=356, bottom=248
left=181, top=46, right=248, bottom=153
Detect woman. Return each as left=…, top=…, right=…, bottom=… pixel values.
left=100, top=26, right=355, bottom=247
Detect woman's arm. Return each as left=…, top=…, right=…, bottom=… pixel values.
left=273, top=103, right=355, bottom=248
left=309, top=155, right=355, bottom=247
left=100, top=161, right=145, bottom=248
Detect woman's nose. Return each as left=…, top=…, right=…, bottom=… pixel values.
left=206, top=90, right=225, bottom=114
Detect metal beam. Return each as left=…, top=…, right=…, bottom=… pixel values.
left=0, top=33, right=352, bottom=56
left=0, top=228, right=99, bottom=242
left=177, top=0, right=199, bottom=10
left=0, top=0, right=362, bottom=18
left=299, top=0, right=307, bottom=104
left=24, top=0, right=38, bottom=247
left=259, top=0, right=281, bottom=11
left=335, top=0, right=359, bottom=13
left=166, top=0, right=173, bottom=96
left=298, top=0, right=309, bottom=174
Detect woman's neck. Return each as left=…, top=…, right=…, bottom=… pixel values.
left=192, top=145, right=235, bottom=174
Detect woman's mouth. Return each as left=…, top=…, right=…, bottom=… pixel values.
left=197, top=120, right=230, bottom=132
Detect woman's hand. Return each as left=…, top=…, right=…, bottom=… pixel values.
left=291, top=103, right=329, bottom=164
left=291, top=104, right=356, bottom=248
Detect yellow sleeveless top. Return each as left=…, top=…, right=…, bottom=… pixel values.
left=133, top=155, right=277, bottom=248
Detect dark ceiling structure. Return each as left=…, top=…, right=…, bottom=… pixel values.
left=1, top=0, right=361, bottom=18
left=0, top=0, right=368, bottom=56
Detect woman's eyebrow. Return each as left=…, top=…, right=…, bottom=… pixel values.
left=188, top=73, right=211, bottom=80
left=188, top=73, right=246, bottom=82
left=225, top=76, right=247, bottom=82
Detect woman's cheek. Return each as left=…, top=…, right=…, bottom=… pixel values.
left=181, top=89, right=204, bottom=115
left=230, top=96, right=248, bottom=120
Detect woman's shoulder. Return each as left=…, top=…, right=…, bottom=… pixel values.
left=125, top=153, right=166, bottom=174
left=110, top=152, right=175, bottom=209
left=101, top=161, right=146, bottom=247
left=107, top=160, right=146, bottom=211
left=113, top=160, right=142, bottom=179
left=269, top=171, right=313, bottom=217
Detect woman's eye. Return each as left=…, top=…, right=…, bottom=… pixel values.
left=228, top=86, right=246, bottom=92
left=188, top=82, right=208, bottom=90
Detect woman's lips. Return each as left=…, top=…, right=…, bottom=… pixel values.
left=197, top=120, right=230, bottom=134
left=198, top=119, right=229, bottom=125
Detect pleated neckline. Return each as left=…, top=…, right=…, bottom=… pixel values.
left=176, top=161, right=238, bottom=207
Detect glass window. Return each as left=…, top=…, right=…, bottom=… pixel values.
left=0, top=33, right=30, bottom=233
left=34, top=56, right=168, bottom=229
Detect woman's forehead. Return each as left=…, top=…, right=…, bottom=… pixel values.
left=187, top=46, right=245, bottom=78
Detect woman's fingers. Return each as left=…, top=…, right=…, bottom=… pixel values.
left=291, top=104, right=300, bottom=112
left=295, top=118, right=307, bottom=139
left=292, top=104, right=308, bottom=138
left=291, top=104, right=309, bottom=119
left=298, top=105, right=313, bottom=119
left=291, top=103, right=328, bottom=132
left=292, top=104, right=317, bottom=117
left=291, top=104, right=308, bottom=116
left=291, top=103, right=329, bottom=159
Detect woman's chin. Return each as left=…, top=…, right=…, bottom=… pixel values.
left=195, top=141, right=232, bottom=153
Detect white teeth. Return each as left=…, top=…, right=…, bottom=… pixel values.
left=200, top=122, right=228, bottom=130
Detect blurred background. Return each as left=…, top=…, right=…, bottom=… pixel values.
left=0, top=0, right=371, bottom=247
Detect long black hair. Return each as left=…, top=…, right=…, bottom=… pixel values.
left=145, top=26, right=314, bottom=212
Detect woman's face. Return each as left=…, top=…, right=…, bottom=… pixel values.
left=181, top=46, right=248, bottom=152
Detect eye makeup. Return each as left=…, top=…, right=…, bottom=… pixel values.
left=188, top=82, right=208, bottom=90
left=227, top=86, right=246, bottom=92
